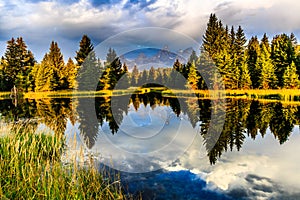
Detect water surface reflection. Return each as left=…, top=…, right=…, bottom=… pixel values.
left=1, top=94, right=300, bottom=199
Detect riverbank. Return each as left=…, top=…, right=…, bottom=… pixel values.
left=1, top=88, right=300, bottom=100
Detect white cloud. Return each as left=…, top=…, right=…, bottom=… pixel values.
left=1, top=0, right=300, bottom=60
left=175, top=126, right=300, bottom=198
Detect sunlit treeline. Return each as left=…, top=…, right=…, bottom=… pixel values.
left=1, top=13, right=300, bottom=92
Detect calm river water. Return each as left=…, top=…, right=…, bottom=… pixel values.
left=1, top=92, right=300, bottom=199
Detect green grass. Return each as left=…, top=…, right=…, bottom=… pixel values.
left=0, top=125, right=125, bottom=200
left=1, top=88, right=300, bottom=100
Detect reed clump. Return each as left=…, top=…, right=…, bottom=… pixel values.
left=0, top=125, right=124, bottom=199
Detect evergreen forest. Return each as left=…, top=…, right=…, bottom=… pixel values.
left=1, top=13, right=300, bottom=92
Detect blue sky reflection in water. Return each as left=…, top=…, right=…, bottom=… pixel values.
left=62, top=97, right=300, bottom=200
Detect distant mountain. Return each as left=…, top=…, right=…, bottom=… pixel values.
left=119, top=46, right=194, bottom=70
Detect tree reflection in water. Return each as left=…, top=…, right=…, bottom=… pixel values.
left=0, top=93, right=299, bottom=165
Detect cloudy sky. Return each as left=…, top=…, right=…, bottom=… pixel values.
left=1, top=0, right=300, bottom=61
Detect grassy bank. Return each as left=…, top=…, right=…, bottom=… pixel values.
left=0, top=126, right=125, bottom=199
left=1, top=88, right=300, bottom=100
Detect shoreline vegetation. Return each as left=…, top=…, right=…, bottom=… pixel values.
left=0, top=125, right=126, bottom=199
left=2, top=87, right=300, bottom=100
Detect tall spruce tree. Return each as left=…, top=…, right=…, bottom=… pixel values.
left=218, top=25, right=236, bottom=89
left=35, top=42, right=66, bottom=91
left=48, top=41, right=66, bottom=90
left=99, top=48, right=123, bottom=90
left=203, top=13, right=221, bottom=60
left=1, top=37, right=35, bottom=91
left=77, top=50, right=101, bottom=91
left=204, top=16, right=234, bottom=89
left=235, top=25, right=247, bottom=68
left=246, top=36, right=260, bottom=88
left=75, top=36, right=101, bottom=91
left=227, top=26, right=239, bottom=89
left=75, top=35, right=94, bottom=66
left=271, top=34, right=295, bottom=87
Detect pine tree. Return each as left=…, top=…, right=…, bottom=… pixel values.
left=106, top=48, right=117, bottom=64
left=2, top=37, right=35, bottom=91
left=116, top=63, right=130, bottom=89
left=108, top=57, right=123, bottom=89
left=216, top=25, right=235, bottom=89
left=0, top=58, right=6, bottom=90
left=198, top=49, right=215, bottom=89
left=261, top=33, right=270, bottom=51
left=203, top=13, right=220, bottom=60
left=156, top=69, right=163, bottom=86
left=99, top=67, right=111, bottom=90
left=162, top=69, right=169, bottom=86
left=235, top=25, right=247, bottom=68
left=283, top=61, right=299, bottom=88
left=295, top=45, right=300, bottom=77
left=35, top=42, right=66, bottom=91
left=75, top=35, right=94, bottom=66
left=271, top=34, right=295, bottom=87
left=148, top=66, right=157, bottom=83
left=234, top=25, right=247, bottom=89
left=290, top=33, right=297, bottom=47
left=131, top=65, right=139, bottom=87
left=258, top=42, right=277, bottom=89
left=35, top=54, right=53, bottom=91
left=206, top=17, right=233, bottom=89
left=78, top=50, right=101, bottom=91
left=47, top=41, right=66, bottom=90
left=188, top=50, right=198, bottom=64
left=65, top=58, right=77, bottom=89
left=226, top=26, right=240, bottom=89
left=99, top=48, right=123, bottom=90
left=246, top=36, right=260, bottom=88
left=239, top=57, right=252, bottom=89
left=186, top=61, right=200, bottom=90
left=173, top=59, right=182, bottom=72
left=171, top=59, right=186, bottom=88
left=229, top=26, right=235, bottom=52
left=138, top=70, right=148, bottom=86
left=222, top=54, right=239, bottom=89
left=76, top=35, right=101, bottom=91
